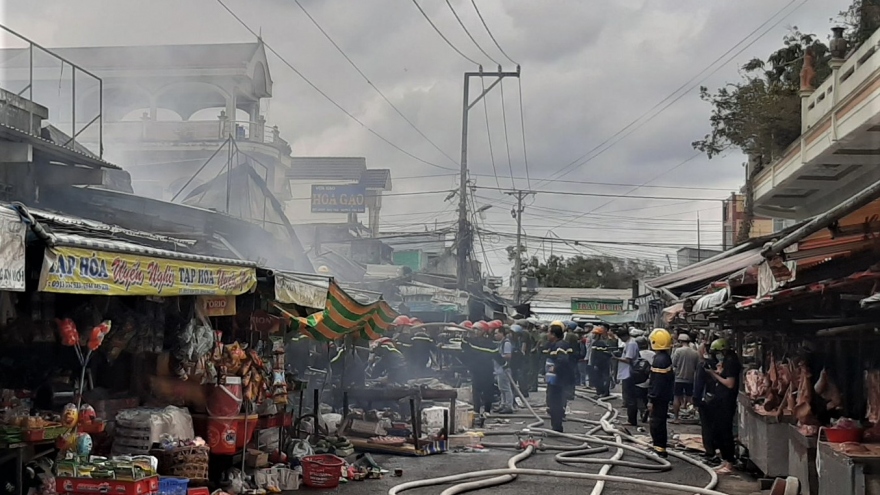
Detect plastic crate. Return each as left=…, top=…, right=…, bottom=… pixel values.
left=158, top=477, right=188, bottom=495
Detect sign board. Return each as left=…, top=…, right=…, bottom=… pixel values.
left=39, top=246, right=257, bottom=296
left=571, top=298, right=624, bottom=316
left=310, top=184, right=367, bottom=213
left=431, top=287, right=469, bottom=309
left=274, top=273, right=329, bottom=309
left=198, top=295, right=237, bottom=316
left=0, top=208, right=25, bottom=291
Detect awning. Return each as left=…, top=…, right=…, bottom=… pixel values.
left=736, top=270, right=880, bottom=310
left=20, top=205, right=257, bottom=296
left=274, top=271, right=330, bottom=309
left=692, top=288, right=729, bottom=313
left=272, top=280, right=397, bottom=341
left=648, top=245, right=764, bottom=293
left=597, top=310, right=639, bottom=325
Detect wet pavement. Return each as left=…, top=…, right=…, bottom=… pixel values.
left=307, top=391, right=765, bottom=495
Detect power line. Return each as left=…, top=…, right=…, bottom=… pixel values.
left=478, top=227, right=720, bottom=248
left=469, top=0, right=518, bottom=65
left=445, top=0, right=499, bottom=66
left=411, top=0, right=480, bottom=66
left=216, top=0, right=457, bottom=172
left=473, top=185, right=722, bottom=202
left=470, top=172, right=735, bottom=191
left=536, top=0, right=807, bottom=185
left=294, top=0, right=458, bottom=166
left=516, top=78, right=531, bottom=189
left=499, top=79, right=515, bottom=188
left=480, top=77, right=501, bottom=188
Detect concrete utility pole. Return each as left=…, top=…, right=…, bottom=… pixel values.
left=506, top=189, right=533, bottom=303
left=457, top=66, right=520, bottom=290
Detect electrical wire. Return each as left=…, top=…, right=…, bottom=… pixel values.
left=468, top=172, right=734, bottom=191
left=474, top=184, right=722, bottom=202
left=411, top=0, right=481, bottom=66
left=469, top=0, right=518, bottom=65
left=293, top=0, right=459, bottom=166
left=516, top=77, right=531, bottom=189
left=480, top=76, right=501, bottom=188
left=215, top=0, right=457, bottom=172
left=499, top=79, right=515, bottom=188
left=445, top=0, right=499, bottom=66
left=536, top=0, right=808, bottom=185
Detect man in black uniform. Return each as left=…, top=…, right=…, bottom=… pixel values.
left=648, top=328, right=675, bottom=458
left=461, top=325, right=498, bottom=425
left=589, top=325, right=612, bottom=398
left=545, top=321, right=575, bottom=432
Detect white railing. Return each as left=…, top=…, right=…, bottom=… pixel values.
left=803, top=27, right=880, bottom=130
left=75, top=119, right=281, bottom=146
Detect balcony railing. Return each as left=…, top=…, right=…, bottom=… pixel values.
left=75, top=119, right=281, bottom=147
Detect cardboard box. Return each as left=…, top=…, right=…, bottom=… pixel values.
left=246, top=449, right=269, bottom=468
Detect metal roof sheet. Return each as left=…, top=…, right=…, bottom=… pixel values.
left=287, top=157, right=366, bottom=181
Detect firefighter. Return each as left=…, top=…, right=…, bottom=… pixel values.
left=545, top=321, right=575, bottom=432
left=366, top=337, right=407, bottom=385
left=648, top=328, right=675, bottom=458
left=461, top=322, right=498, bottom=425
left=589, top=325, right=612, bottom=398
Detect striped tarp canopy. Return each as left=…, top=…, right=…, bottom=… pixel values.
left=273, top=280, right=397, bottom=341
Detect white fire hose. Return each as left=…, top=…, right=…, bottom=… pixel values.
left=388, top=369, right=726, bottom=495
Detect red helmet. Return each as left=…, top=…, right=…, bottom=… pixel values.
left=370, top=337, right=395, bottom=351
left=393, top=315, right=412, bottom=326
left=489, top=319, right=503, bottom=330
left=472, top=321, right=489, bottom=332
left=461, top=320, right=473, bottom=329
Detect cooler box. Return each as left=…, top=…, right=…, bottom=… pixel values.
left=192, top=414, right=258, bottom=455
left=57, top=476, right=159, bottom=495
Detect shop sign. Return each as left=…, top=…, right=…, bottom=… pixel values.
left=251, top=309, right=282, bottom=333
left=198, top=295, right=237, bottom=316
left=571, top=298, right=624, bottom=315
left=310, top=184, right=367, bottom=213
left=274, top=273, right=328, bottom=309
left=39, top=246, right=257, bottom=296
left=0, top=208, right=25, bottom=291
left=431, top=288, right=469, bottom=309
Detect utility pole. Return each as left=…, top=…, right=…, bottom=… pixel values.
left=457, top=66, right=520, bottom=290
left=506, top=190, right=533, bottom=304
left=696, top=212, right=702, bottom=262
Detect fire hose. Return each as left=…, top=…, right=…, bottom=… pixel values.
left=389, top=369, right=726, bottom=495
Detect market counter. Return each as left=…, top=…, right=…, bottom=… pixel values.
left=817, top=441, right=880, bottom=495
left=789, top=424, right=818, bottom=495
left=737, top=392, right=790, bottom=477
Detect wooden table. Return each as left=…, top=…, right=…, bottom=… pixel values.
left=342, top=387, right=458, bottom=449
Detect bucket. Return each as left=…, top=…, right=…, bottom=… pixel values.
left=194, top=414, right=258, bottom=455
left=206, top=377, right=242, bottom=417
left=823, top=426, right=863, bottom=443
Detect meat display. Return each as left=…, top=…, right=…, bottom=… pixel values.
left=794, top=361, right=820, bottom=429
left=745, top=369, right=764, bottom=400
left=865, top=370, right=880, bottom=425
left=814, top=368, right=843, bottom=411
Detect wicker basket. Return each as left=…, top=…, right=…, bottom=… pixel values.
left=151, top=445, right=209, bottom=483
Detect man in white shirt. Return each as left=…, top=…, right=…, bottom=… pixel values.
left=612, top=327, right=641, bottom=426
left=635, top=336, right=655, bottom=424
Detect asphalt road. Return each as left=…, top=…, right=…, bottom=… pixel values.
left=306, top=391, right=764, bottom=495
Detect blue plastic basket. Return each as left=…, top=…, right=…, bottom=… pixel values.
left=158, top=477, right=189, bottom=495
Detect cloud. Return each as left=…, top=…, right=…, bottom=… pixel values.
left=0, top=0, right=853, bottom=274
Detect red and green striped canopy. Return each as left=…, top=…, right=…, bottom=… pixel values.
left=275, top=281, right=397, bottom=341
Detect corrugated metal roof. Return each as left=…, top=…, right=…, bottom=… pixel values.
left=287, top=157, right=366, bottom=181
left=359, top=169, right=392, bottom=190
left=497, top=287, right=631, bottom=303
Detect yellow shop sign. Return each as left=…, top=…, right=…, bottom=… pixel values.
left=39, top=246, right=257, bottom=296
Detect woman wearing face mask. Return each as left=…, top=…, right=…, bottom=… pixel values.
left=692, top=340, right=719, bottom=465
left=704, top=338, right=741, bottom=475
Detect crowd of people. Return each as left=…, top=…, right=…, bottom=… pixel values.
left=286, top=317, right=741, bottom=473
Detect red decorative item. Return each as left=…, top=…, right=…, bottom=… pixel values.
left=88, top=321, right=112, bottom=351
left=56, top=318, right=79, bottom=347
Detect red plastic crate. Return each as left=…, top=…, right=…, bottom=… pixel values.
left=57, top=476, right=159, bottom=495
left=187, top=488, right=209, bottom=495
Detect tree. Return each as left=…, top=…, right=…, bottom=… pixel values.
left=692, top=30, right=831, bottom=166
left=838, top=0, right=880, bottom=47
left=507, top=252, right=662, bottom=289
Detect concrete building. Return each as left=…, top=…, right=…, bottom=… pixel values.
left=676, top=247, right=723, bottom=269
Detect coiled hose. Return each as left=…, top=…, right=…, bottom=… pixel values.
left=388, top=370, right=726, bottom=495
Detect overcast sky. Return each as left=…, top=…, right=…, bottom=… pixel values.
left=0, top=0, right=852, bottom=277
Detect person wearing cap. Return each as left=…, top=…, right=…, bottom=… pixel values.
left=509, top=324, right=529, bottom=398
left=588, top=325, right=612, bottom=398
left=460, top=326, right=498, bottom=425
left=545, top=322, right=575, bottom=432
left=671, top=332, right=700, bottom=423
left=634, top=336, right=655, bottom=423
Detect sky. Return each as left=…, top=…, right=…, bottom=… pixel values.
left=0, top=0, right=853, bottom=278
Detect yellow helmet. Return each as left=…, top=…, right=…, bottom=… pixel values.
left=649, top=328, right=673, bottom=351
left=550, top=320, right=565, bottom=330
